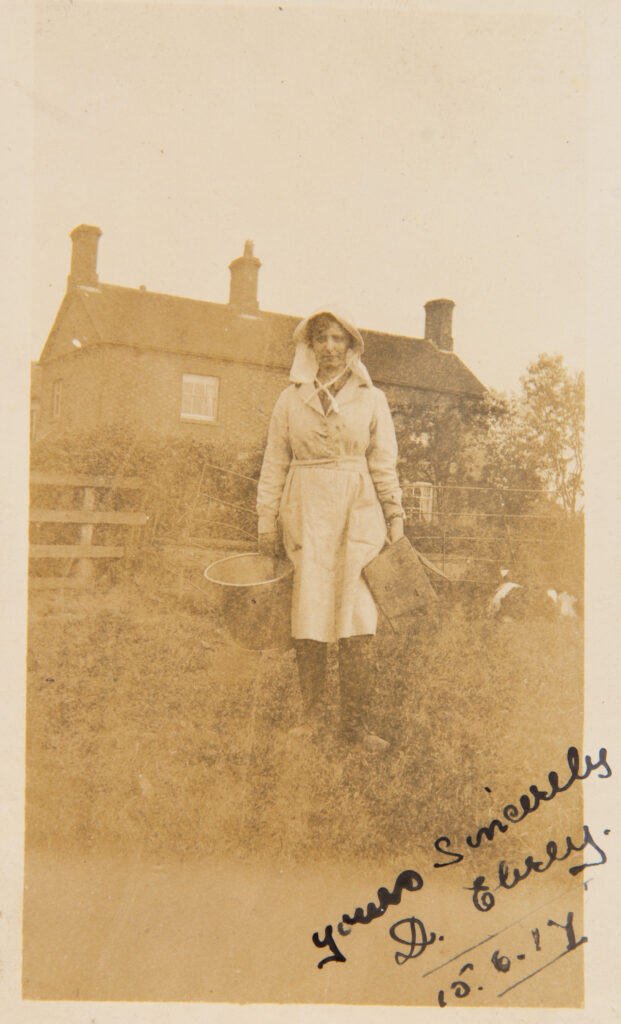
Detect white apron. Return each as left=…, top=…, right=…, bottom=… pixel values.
left=257, top=375, right=402, bottom=642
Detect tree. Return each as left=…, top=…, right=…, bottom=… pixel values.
left=391, top=353, right=584, bottom=519
left=392, top=393, right=490, bottom=488
left=518, top=354, right=584, bottom=515
left=476, top=389, right=547, bottom=514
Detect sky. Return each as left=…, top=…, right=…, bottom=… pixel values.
left=33, top=0, right=587, bottom=393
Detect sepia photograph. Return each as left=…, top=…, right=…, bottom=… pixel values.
left=3, top=0, right=619, bottom=1018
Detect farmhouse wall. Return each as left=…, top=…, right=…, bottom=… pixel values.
left=37, top=340, right=463, bottom=451
left=36, top=344, right=292, bottom=448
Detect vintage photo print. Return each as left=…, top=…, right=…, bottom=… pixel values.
left=2, top=0, right=620, bottom=1020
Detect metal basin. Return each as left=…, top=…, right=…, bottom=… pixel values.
left=204, top=553, right=294, bottom=651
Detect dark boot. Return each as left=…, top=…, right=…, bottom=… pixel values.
left=291, top=639, right=328, bottom=736
left=338, top=636, right=390, bottom=752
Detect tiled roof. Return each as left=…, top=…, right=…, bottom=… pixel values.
left=42, top=282, right=486, bottom=396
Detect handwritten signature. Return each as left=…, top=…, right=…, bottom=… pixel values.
left=467, top=823, right=609, bottom=911
left=311, top=744, right=611, bottom=972
left=312, top=869, right=423, bottom=968
left=433, top=745, right=611, bottom=867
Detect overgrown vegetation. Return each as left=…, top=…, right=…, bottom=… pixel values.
left=393, top=353, right=584, bottom=517
left=26, top=573, right=583, bottom=865
left=392, top=353, right=584, bottom=589
left=30, top=428, right=262, bottom=565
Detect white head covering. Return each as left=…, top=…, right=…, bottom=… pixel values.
left=289, top=306, right=373, bottom=388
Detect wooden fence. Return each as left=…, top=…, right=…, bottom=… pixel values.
left=29, top=471, right=148, bottom=588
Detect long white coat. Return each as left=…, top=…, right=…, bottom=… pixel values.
left=257, top=375, right=403, bottom=642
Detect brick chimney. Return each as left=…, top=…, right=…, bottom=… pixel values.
left=424, top=298, right=455, bottom=352
left=67, top=224, right=102, bottom=290
left=228, top=240, right=261, bottom=313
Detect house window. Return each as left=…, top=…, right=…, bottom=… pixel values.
left=408, top=481, right=434, bottom=523
left=52, top=379, right=63, bottom=419
left=181, top=374, right=219, bottom=422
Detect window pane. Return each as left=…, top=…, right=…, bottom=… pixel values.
left=181, top=374, right=218, bottom=421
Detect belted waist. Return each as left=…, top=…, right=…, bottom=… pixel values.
left=289, top=456, right=368, bottom=470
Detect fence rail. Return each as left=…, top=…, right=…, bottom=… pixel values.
left=29, top=471, right=142, bottom=490
left=29, top=471, right=147, bottom=586
left=29, top=509, right=148, bottom=526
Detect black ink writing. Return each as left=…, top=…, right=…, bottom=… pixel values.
left=469, top=824, right=608, bottom=910
left=497, top=824, right=607, bottom=892
left=547, top=910, right=587, bottom=953
left=434, top=746, right=611, bottom=866
left=389, top=916, right=437, bottom=964
left=313, top=867, right=424, bottom=968
left=466, top=819, right=509, bottom=849
left=438, top=962, right=474, bottom=1006
left=311, top=924, right=346, bottom=969
left=466, top=875, right=495, bottom=912
left=341, top=869, right=423, bottom=928
left=491, top=949, right=511, bottom=973
left=470, top=746, right=611, bottom=847
left=433, top=835, right=464, bottom=868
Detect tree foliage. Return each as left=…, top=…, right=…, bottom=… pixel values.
left=518, top=354, right=584, bottom=514
left=392, top=353, right=584, bottom=518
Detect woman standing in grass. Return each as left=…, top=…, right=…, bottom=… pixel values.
left=257, top=307, right=404, bottom=752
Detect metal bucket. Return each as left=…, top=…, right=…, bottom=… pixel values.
left=204, top=553, right=294, bottom=651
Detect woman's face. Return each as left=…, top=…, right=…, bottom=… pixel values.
left=310, top=317, right=351, bottom=378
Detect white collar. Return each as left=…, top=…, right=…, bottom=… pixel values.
left=289, top=342, right=373, bottom=389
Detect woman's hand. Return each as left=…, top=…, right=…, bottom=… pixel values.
left=388, top=517, right=405, bottom=544
left=258, top=531, right=278, bottom=558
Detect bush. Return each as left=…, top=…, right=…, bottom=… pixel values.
left=30, top=428, right=265, bottom=559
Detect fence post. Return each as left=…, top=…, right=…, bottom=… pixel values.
left=76, top=486, right=96, bottom=581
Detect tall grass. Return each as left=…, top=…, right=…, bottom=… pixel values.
left=25, top=572, right=583, bottom=865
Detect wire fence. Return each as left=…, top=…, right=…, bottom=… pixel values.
left=28, top=429, right=583, bottom=590
left=165, top=464, right=583, bottom=589
left=402, top=481, right=582, bottom=586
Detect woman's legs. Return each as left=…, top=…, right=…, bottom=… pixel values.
left=337, top=635, right=389, bottom=751
left=291, top=635, right=389, bottom=750
left=292, top=639, right=328, bottom=733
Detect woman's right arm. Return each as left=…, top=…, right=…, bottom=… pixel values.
left=256, top=391, right=292, bottom=550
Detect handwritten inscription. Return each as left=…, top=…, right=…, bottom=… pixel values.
left=312, top=743, right=610, bottom=981
left=467, top=824, right=609, bottom=912
left=389, top=916, right=438, bottom=964
left=312, top=869, right=423, bottom=968
left=434, top=746, right=611, bottom=867
left=436, top=910, right=587, bottom=1005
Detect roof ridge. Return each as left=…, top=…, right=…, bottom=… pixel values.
left=94, top=284, right=304, bottom=325
left=40, top=282, right=486, bottom=395
left=96, top=282, right=227, bottom=309
left=362, top=325, right=425, bottom=344
left=85, top=284, right=439, bottom=343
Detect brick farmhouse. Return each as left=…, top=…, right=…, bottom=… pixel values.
left=33, top=226, right=485, bottom=461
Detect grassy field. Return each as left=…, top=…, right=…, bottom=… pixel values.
left=25, top=563, right=584, bottom=865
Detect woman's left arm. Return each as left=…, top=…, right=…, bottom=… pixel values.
left=367, top=390, right=406, bottom=542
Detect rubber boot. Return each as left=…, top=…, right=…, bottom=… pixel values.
left=290, top=639, right=328, bottom=736
left=338, top=636, right=390, bottom=752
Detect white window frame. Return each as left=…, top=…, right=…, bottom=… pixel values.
left=181, top=374, right=219, bottom=423
left=407, top=481, right=434, bottom=523
left=52, top=379, right=63, bottom=419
